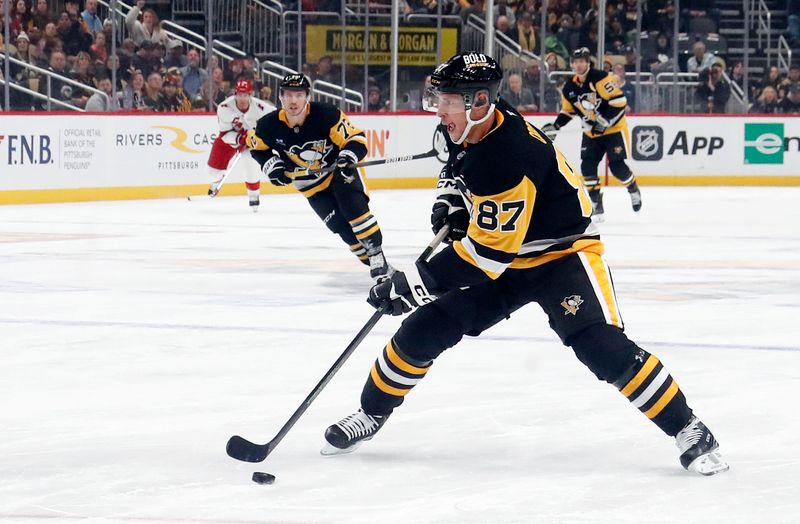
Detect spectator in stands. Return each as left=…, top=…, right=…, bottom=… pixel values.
left=495, top=0, right=516, bottom=25
left=198, top=67, right=227, bottom=110
left=85, top=75, right=118, bottom=111
left=696, top=59, right=730, bottom=113
left=686, top=40, right=714, bottom=73
left=313, top=55, right=339, bottom=84
left=403, top=0, right=439, bottom=14
left=57, top=10, right=91, bottom=57
left=65, top=0, right=89, bottom=33
left=89, top=31, right=108, bottom=64
left=81, top=0, right=104, bottom=34
left=140, top=70, right=163, bottom=110
left=512, top=11, right=538, bottom=54
left=779, top=65, right=800, bottom=98
left=126, top=0, right=170, bottom=47
left=789, top=0, right=800, bottom=45
left=31, top=0, right=54, bottom=33
left=758, top=66, right=784, bottom=98
left=10, top=0, right=34, bottom=40
left=260, top=85, right=273, bottom=104
left=39, top=50, right=73, bottom=108
left=727, top=60, right=746, bottom=93
left=577, top=18, right=599, bottom=55
left=119, top=69, right=147, bottom=110
left=622, top=46, right=639, bottom=73
left=163, top=40, right=188, bottom=69
left=780, top=83, right=800, bottom=113
left=621, top=0, right=639, bottom=32
left=240, top=56, right=257, bottom=81
left=224, top=58, right=244, bottom=85
left=157, top=74, right=191, bottom=112
left=70, top=51, right=95, bottom=88
left=501, top=72, right=538, bottom=112
left=613, top=63, right=635, bottom=112
left=605, top=15, right=628, bottom=52
left=750, top=85, right=781, bottom=114
left=646, top=32, right=676, bottom=73
left=102, top=18, right=114, bottom=46
left=132, top=40, right=162, bottom=78
left=103, top=53, right=124, bottom=89
left=521, top=58, right=541, bottom=87
left=556, top=14, right=580, bottom=51
left=367, top=86, right=388, bottom=112
left=180, top=47, right=208, bottom=98
left=495, top=15, right=513, bottom=38
left=38, top=21, right=60, bottom=57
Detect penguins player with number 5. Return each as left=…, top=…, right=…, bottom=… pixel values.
left=322, top=53, right=729, bottom=477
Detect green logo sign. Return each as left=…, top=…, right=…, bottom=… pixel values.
left=744, top=123, right=784, bottom=164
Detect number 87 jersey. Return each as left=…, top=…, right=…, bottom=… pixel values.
left=426, top=99, right=603, bottom=290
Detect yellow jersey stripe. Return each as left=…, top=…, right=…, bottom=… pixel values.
left=299, top=174, right=333, bottom=198
left=620, top=355, right=660, bottom=397
left=386, top=340, right=429, bottom=376
left=584, top=252, right=621, bottom=328
left=453, top=240, right=503, bottom=279
left=644, top=380, right=680, bottom=419
left=509, top=238, right=604, bottom=269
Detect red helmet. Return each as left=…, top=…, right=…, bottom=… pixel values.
left=234, top=78, right=253, bottom=94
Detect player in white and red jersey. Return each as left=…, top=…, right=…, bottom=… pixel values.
left=207, top=78, right=276, bottom=211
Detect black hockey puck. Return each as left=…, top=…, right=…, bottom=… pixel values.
left=252, top=472, right=276, bottom=485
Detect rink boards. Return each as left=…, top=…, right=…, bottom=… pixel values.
left=1, top=112, right=799, bottom=204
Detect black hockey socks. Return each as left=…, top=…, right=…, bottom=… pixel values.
left=349, top=211, right=383, bottom=251
left=361, top=339, right=432, bottom=416
left=613, top=348, right=692, bottom=436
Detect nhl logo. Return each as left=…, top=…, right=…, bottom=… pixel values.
left=632, top=125, right=663, bottom=161
left=561, top=295, right=584, bottom=315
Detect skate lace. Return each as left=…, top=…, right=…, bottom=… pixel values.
left=676, top=418, right=705, bottom=454
left=337, top=410, right=379, bottom=440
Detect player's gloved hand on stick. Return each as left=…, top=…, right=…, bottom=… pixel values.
left=237, top=131, right=248, bottom=151
left=263, top=156, right=291, bottom=186
left=336, top=149, right=359, bottom=172
left=589, top=120, right=607, bottom=135
left=431, top=179, right=469, bottom=242
left=367, top=263, right=436, bottom=316
left=541, top=122, right=559, bottom=141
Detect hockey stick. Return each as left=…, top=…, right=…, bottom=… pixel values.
left=187, top=149, right=244, bottom=201
left=293, top=148, right=439, bottom=180
left=226, top=225, right=450, bottom=463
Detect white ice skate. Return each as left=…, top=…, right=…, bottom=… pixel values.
left=321, top=409, right=388, bottom=456
left=676, top=415, right=730, bottom=476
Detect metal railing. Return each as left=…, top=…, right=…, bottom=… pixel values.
left=752, top=0, right=772, bottom=65
left=257, top=61, right=364, bottom=111
left=172, top=0, right=205, bottom=15
left=1, top=53, right=110, bottom=112
left=462, top=15, right=540, bottom=76
left=777, top=35, right=793, bottom=73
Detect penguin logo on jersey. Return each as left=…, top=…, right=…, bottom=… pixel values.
left=286, top=139, right=333, bottom=171
left=576, top=92, right=600, bottom=121
left=561, top=295, right=584, bottom=315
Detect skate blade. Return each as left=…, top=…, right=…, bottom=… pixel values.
left=250, top=206, right=259, bottom=213
left=688, top=450, right=730, bottom=476
left=320, top=441, right=363, bottom=456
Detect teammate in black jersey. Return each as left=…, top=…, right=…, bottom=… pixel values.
left=542, top=47, right=642, bottom=221
left=248, top=74, right=394, bottom=282
left=322, top=53, right=728, bottom=476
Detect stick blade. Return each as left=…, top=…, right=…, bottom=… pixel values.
left=226, top=435, right=270, bottom=463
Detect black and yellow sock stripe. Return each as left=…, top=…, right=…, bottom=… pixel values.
left=349, top=243, right=369, bottom=264
left=368, top=339, right=432, bottom=398
left=349, top=212, right=381, bottom=244
left=615, top=352, right=681, bottom=421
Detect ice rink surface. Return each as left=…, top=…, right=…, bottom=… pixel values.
left=1, top=186, right=799, bottom=524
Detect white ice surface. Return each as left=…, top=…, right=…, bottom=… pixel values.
left=1, top=187, right=799, bottom=524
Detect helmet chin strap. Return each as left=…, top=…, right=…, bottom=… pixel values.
left=453, top=102, right=495, bottom=145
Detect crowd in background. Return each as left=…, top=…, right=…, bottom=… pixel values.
left=1, top=0, right=799, bottom=113
left=0, top=0, right=264, bottom=111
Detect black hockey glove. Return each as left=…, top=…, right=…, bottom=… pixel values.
left=541, top=122, right=559, bottom=141
left=431, top=175, right=469, bottom=242
left=336, top=149, right=359, bottom=170
left=367, top=263, right=436, bottom=316
left=263, top=156, right=291, bottom=186
left=589, top=120, right=608, bottom=135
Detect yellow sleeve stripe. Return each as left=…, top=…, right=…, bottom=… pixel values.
left=247, top=129, right=269, bottom=151
left=329, top=113, right=367, bottom=149
left=598, top=74, right=624, bottom=100
left=467, top=177, right=536, bottom=254
left=644, top=380, right=680, bottom=419
left=620, top=355, right=660, bottom=397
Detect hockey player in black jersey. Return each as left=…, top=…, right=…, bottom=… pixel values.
left=542, top=47, right=642, bottom=221
left=248, top=74, right=393, bottom=282
left=322, top=52, right=728, bottom=476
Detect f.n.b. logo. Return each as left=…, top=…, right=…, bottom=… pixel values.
left=631, top=126, right=663, bottom=161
